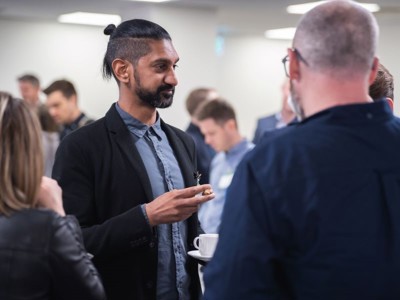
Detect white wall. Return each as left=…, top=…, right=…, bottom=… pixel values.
left=216, top=35, right=291, bottom=139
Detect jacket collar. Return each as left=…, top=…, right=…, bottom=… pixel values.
left=105, top=103, right=195, bottom=202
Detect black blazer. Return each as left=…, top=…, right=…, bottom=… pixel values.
left=53, top=104, right=201, bottom=300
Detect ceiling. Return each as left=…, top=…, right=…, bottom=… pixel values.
left=1, top=0, right=400, bottom=36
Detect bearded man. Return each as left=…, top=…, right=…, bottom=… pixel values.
left=52, top=19, right=214, bottom=300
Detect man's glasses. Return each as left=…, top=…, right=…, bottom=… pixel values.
left=282, top=48, right=309, bottom=77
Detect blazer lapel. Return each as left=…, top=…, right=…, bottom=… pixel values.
left=161, top=121, right=196, bottom=188
left=162, top=121, right=200, bottom=242
left=105, top=104, right=196, bottom=202
left=105, top=104, right=154, bottom=202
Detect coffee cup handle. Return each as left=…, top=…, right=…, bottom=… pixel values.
left=193, top=237, right=200, bottom=250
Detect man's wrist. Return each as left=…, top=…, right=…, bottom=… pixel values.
left=141, top=204, right=150, bottom=226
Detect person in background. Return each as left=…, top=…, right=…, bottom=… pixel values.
left=204, top=1, right=400, bottom=299
left=252, top=78, right=295, bottom=144
left=52, top=19, right=215, bottom=300
left=196, top=98, right=254, bottom=233
left=39, top=110, right=60, bottom=177
left=0, top=92, right=105, bottom=300
left=369, top=62, right=394, bottom=109
left=185, top=88, right=218, bottom=184
left=17, top=74, right=43, bottom=108
left=17, top=74, right=59, bottom=177
left=43, top=79, right=93, bottom=140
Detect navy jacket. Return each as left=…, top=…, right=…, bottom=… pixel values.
left=204, top=101, right=400, bottom=300
left=252, top=114, right=279, bottom=144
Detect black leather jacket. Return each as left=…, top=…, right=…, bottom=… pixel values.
left=0, top=209, right=106, bottom=300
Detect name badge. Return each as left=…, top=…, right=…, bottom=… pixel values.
left=218, top=173, right=234, bottom=189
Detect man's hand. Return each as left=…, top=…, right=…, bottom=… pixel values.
left=145, top=184, right=214, bottom=226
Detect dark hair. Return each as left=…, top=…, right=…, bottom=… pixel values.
left=369, top=63, right=394, bottom=101
left=43, top=80, right=77, bottom=99
left=37, top=105, right=59, bottom=132
left=196, top=98, right=236, bottom=126
left=17, top=74, right=40, bottom=87
left=102, top=19, right=172, bottom=81
left=186, top=88, right=217, bottom=116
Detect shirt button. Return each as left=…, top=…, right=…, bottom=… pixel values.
left=146, top=281, right=154, bottom=289
left=366, top=113, right=373, bottom=119
left=149, top=241, right=155, bottom=248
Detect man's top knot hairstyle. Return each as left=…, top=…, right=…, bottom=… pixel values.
left=102, top=19, right=172, bottom=80
left=104, top=24, right=117, bottom=36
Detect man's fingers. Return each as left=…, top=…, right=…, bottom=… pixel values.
left=178, top=184, right=213, bottom=197
left=197, top=193, right=215, bottom=204
left=180, top=193, right=215, bottom=208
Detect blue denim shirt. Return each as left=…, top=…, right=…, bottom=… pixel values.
left=116, top=103, right=190, bottom=300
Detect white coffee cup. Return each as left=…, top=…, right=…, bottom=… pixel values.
left=193, top=233, right=219, bottom=257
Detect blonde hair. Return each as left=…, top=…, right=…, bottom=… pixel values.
left=0, top=92, right=43, bottom=215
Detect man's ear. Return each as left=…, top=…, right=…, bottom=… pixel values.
left=70, top=95, right=78, bottom=106
left=288, top=48, right=301, bottom=81
left=112, top=59, right=130, bottom=83
left=368, top=57, right=379, bottom=85
left=225, top=119, right=237, bottom=131
left=386, top=97, right=394, bottom=111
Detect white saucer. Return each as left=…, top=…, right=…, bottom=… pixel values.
left=188, top=250, right=212, bottom=262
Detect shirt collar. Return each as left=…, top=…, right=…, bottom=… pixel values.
left=64, top=113, right=85, bottom=130
left=226, top=138, right=250, bottom=156
left=116, top=102, right=162, bottom=139
left=301, top=100, right=393, bottom=126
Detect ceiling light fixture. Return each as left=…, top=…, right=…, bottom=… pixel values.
left=265, top=27, right=296, bottom=40
left=287, top=1, right=380, bottom=14
left=58, top=12, right=122, bottom=27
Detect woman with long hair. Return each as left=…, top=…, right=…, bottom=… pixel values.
left=0, top=92, right=105, bottom=300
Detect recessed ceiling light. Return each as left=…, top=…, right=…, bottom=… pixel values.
left=58, top=12, right=122, bottom=27
left=265, top=27, right=296, bottom=40
left=287, top=1, right=380, bottom=14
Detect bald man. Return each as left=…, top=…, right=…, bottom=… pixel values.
left=204, top=1, right=400, bottom=299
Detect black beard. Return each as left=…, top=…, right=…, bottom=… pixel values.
left=136, top=84, right=174, bottom=109
left=134, top=69, right=174, bottom=108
